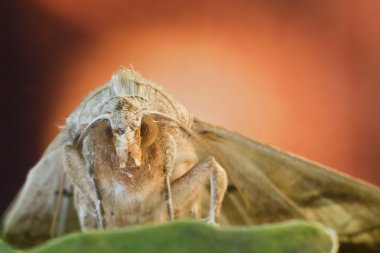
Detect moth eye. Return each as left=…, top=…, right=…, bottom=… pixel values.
left=140, top=116, right=158, bottom=148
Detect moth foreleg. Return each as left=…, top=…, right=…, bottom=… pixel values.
left=207, top=159, right=227, bottom=224
left=163, top=135, right=177, bottom=221
left=64, top=145, right=106, bottom=229
left=170, top=157, right=227, bottom=223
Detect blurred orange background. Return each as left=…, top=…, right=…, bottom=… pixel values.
left=1, top=1, right=379, bottom=212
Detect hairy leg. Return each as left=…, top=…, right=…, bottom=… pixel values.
left=64, top=145, right=106, bottom=229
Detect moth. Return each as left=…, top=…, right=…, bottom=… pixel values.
left=2, top=68, right=380, bottom=253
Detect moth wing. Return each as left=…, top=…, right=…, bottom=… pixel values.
left=192, top=118, right=380, bottom=252
left=1, top=131, right=79, bottom=248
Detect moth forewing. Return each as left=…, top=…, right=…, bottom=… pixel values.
left=1, top=132, right=79, bottom=248
left=193, top=119, right=380, bottom=252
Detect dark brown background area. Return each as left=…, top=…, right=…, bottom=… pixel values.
left=0, top=0, right=379, bottom=214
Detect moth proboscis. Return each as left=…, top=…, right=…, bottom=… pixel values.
left=2, top=68, right=380, bottom=253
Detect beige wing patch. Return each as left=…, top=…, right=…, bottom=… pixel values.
left=1, top=132, right=79, bottom=248
left=193, top=118, right=380, bottom=253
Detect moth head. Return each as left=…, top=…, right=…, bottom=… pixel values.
left=102, top=98, right=157, bottom=169
left=81, top=97, right=159, bottom=169
left=110, top=113, right=158, bottom=169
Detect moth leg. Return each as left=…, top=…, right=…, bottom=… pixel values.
left=56, top=183, right=74, bottom=235
left=50, top=172, right=66, bottom=237
left=163, top=135, right=176, bottom=221
left=207, top=161, right=228, bottom=224
left=51, top=174, right=73, bottom=237
left=74, top=190, right=98, bottom=230
left=170, top=157, right=227, bottom=223
left=64, top=145, right=106, bottom=229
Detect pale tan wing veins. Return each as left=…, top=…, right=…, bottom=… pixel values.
left=193, top=118, right=380, bottom=253
left=1, top=131, right=79, bottom=248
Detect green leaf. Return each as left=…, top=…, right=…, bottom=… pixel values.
left=0, top=240, right=14, bottom=253
left=1, top=220, right=337, bottom=253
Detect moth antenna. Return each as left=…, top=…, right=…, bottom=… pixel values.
left=146, top=112, right=223, bottom=162
left=156, top=122, right=177, bottom=128
left=76, top=115, right=112, bottom=146
left=145, top=111, right=192, bottom=134
left=146, top=111, right=204, bottom=140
